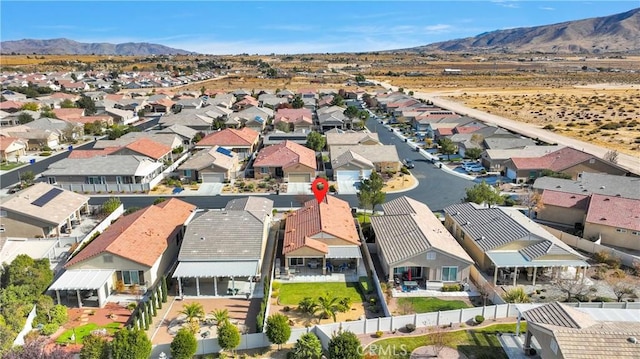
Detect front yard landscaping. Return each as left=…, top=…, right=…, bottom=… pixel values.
left=0, top=161, right=24, bottom=171
left=277, top=282, right=365, bottom=305
left=397, top=297, right=469, bottom=313
left=369, top=323, right=527, bottom=359
left=56, top=322, right=122, bottom=344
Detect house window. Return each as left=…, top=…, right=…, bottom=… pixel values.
left=261, top=167, right=269, bottom=174
left=0, top=210, right=6, bottom=217
left=426, top=252, right=436, bottom=260
left=47, top=177, right=56, bottom=184
left=289, top=258, right=304, bottom=266
left=87, top=176, right=103, bottom=184
left=632, top=231, right=640, bottom=236
left=116, top=176, right=123, bottom=184
left=121, top=270, right=143, bottom=285
left=616, top=228, right=627, bottom=233
left=550, top=339, right=558, bottom=355
left=103, top=255, right=113, bottom=263
left=442, top=266, right=458, bottom=282
left=184, top=169, right=192, bottom=177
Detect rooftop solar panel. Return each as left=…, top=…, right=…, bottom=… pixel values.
left=31, top=188, right=64, bottom=207
left=215, top=147, right=233, bottom=157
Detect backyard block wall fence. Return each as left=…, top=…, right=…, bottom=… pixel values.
left=150, top=301, right=640, bottom=357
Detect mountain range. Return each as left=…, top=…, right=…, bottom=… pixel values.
left=1, top=8, right=639, bottom=55
left=404, top=8, right=640, bottom=54
left=0, top=38, right=194, bottom=55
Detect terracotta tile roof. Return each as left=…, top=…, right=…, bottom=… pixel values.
left=0, top=101, right=25, bottom=110
left=275, top=108, right=313, bottom=124
left=51, top=92, right=79, bottom=100
left=197, top=127, right=259, bottom=147
left=74, top=115, right=113, bottom=125
left=541, top=189, right=590, bottom=210
left=511, top=147, right=594, bottom=171
left=68, top=147, right=120, bottom=159
left=283, top=195, right=359, bottom=254
left=122, top=138, right=171, bottom=160
left=435, top=128, right=453, bottom=136
left=0, top=136, right=25, bottom=151
left=253, top=140, right=316, bottom=170
left=65, top=198, right=196, bottom=268
left=52, top=108, right=84, bottom=121
left=151, top=98, right=175, bottom=108
left=453, top=126, right=483, bottom=134
left=585, top=194, right=640, bottom=231
left=105, top=94, right=124, bottom=101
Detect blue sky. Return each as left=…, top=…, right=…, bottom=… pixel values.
left=1, top=1, right=638, bottom=54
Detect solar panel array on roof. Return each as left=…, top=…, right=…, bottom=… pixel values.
left=215, top=146, right=233, bottom=157
left=31, top=188, right=64, bottom=207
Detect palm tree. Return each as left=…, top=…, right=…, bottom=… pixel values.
left=316, top=292, right=348, bottom=322
left=211, top=308, right=229, bottom=326
left=179, top=303, right=204, bottom=323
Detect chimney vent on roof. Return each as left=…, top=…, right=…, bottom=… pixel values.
left=627, top=337, right=638, bottom=344
left=200, top=237, right=205, bottom=241
left=600, top=186, right=605, bottom=189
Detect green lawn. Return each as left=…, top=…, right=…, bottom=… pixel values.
left=56, top=322, right=122, bottom=344
left=0, top=162, right=24, bottom=171
left=278, top=282, right=365, bottom=305
left=397, top=297, right=469, bottom=313
left=369, top=323, right=527, bottom=359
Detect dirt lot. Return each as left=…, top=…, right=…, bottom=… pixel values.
left=269, top=302, right=366, bottom=328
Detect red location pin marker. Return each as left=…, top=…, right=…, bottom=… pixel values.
left=311, top=177, right=329, bottom=203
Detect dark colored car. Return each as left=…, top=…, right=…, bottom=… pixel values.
left=402, top=159, right=415, bottom=169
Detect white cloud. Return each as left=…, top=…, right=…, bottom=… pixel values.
left=540, top=6, right=555, bottom=11
left=260, top=25, right=317, bottom=32
left=424, top=24, right=453, bottom=33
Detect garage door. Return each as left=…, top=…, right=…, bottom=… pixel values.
left=288, top=173, right=311, bottom=183
left=201, top=173, right=225, bottom=183
left=506, top=168, right=517, bottom=180
left=336, top=170, right=360, bottom=181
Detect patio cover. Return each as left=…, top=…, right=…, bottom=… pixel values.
left=173, top=261, right=259, bottom=278
left=49, top=269, right=114, bottom=291
left=327, top=246, right=362, bottom=259
left=486, top=251, right=589, bottom=268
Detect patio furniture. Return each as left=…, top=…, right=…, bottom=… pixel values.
left=403, top=280, right=419, bottom=292
left=308, top=260, right=319, bottom=269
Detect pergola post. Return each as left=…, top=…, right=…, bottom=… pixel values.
left=516, top=312, right=522, bottom=336
left=512, top=267, right=517, bottom=286
left=532, top=267, right=537, bottom=286
left=214, top=277, right=218, bottom=296
left=56, top=290, right=61, bottom=305
left=582, top=266, right=587, bottom=279
left=322, top=257, right=326, bottom=275
left=493, top=267, right=498, bottom=285
left=76, top=290, right=82, bottom=308
left=195, top=277, right=200, bottom=296
left=178, top=278, right=183, bottom=297
left=232, top=276, right=236, bottom=294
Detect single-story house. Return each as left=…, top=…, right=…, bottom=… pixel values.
left=0, top=182, right=90, bottom=238
left=519, top=302, right=640, bottom=359
left=42, top=155, right=163, bottom=190
left=326, top=132, right=380, bottom=151
left=51, top=199, right=196, bottom=307
left=263, top=129, right=310, bottom=146
left=504, top=147, right=629, bottom=183
left=0, top=136, right=27, bottom=162
left=196, top=127, right=260, bottom=159
left=156, top=124, right=198, bottom=147
left=173, top=197, right=273, bottom=297
left=583, top=194, right=640, bottom=251
left=111, top=137, right=174, bottom=163
left=330, top=144, right=401, bottom=181
left=253, top=140, right=317, bottom=182
left=105, top=108, right=137, bottom=125
left=5, top=129, right=60, bottom=150
left=481, top=145, right=564, bottom=172
left=230, top=106, right=273, bottom=132
left=283, top=195, right=362, bottom=277
left=371, top=196, right=473, bottom=286
left=178, top=146, right=239, bottom=183
left=275, top=108, right=314, bottom=132
left=444, top=202, right=589, bottom=286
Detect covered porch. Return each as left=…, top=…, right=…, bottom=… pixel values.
left=48, top=269, right=114, bottom=308
left=281, top=245, right=363, bottom=280
left=173, top=260, right=260, bottom=298
left=486, top=251, right=590, bottom=286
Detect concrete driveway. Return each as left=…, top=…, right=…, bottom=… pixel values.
left=337, top=180, right=359, bottom=195
left=196, top=183, right=224, bottom=195
left=286, top=182, right=312, bottom=195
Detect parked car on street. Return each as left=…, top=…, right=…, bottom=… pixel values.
left=402, top=159, right=415, bottom=169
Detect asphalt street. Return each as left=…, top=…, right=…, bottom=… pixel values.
left=0, top=141, right=96, bottom=189
left=88, top=116, right=474, bottom=212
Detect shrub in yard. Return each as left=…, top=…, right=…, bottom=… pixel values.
left=442, top=284, right=463, bottom=292
left=41, top=323, right=59, bottom=336
left=611, top=269, right=626, bottom=278
left=405, top=324, right=416, bottom=333
left=474, top=315, right=485, bottom=324
left=606, top=256, right=621, bottom=269
left=375, top=331, right=383, bottom=338
left=593, top=251, right=609, bottom=264
left=329, top=184, right=337, bottom=193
